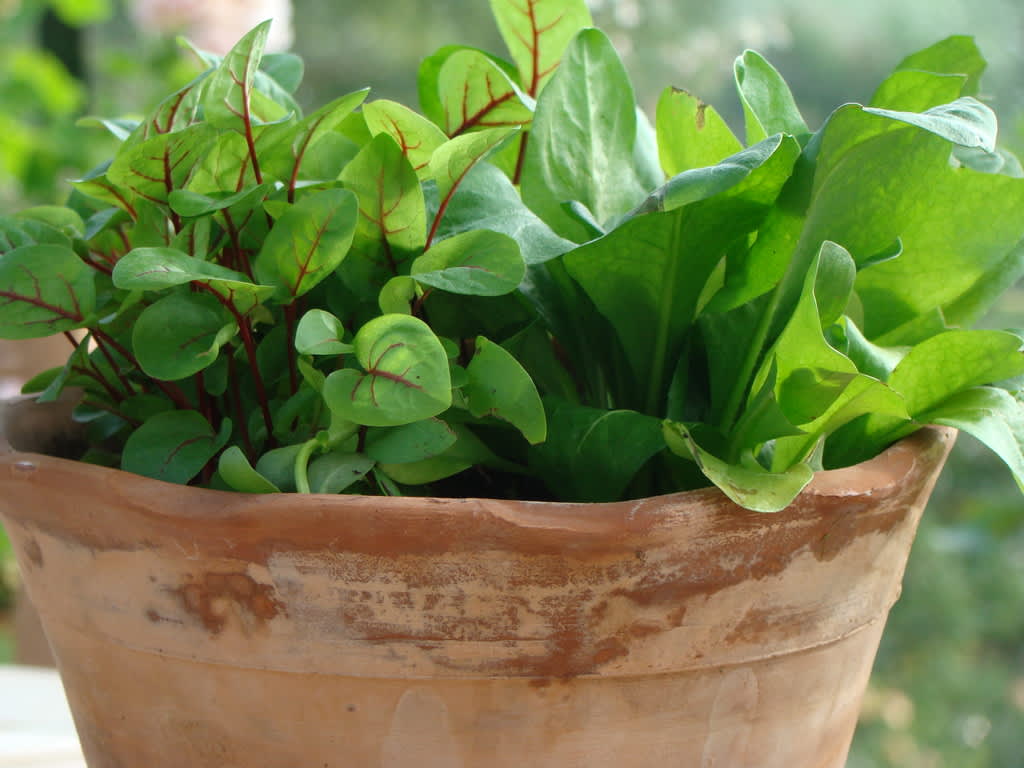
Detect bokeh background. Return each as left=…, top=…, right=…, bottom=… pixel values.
left=0, top=1, right=1022, bottom=765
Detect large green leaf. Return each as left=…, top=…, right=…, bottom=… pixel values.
left=254, top=188, right=358, bottom=299
left=322, top=315, right=452, bottom=427
left=465, top=336, right=546, bottom=443
left=122, top=410, right=228, bottom=485
left=664, top=421, right=814, bottom=513
left=529, top=399, right=664, bottom=502
left=843, top=330, right=1024, bottom=454
left=520, top=28, right=646, bottom=238
left=563, top=135, right=799, bottom=411
left=0, top=245, right=95, bottom=339
left=488, top=0, right=592, bottom=97
left=872, top=35, right=986, bottom=106
left=656, top=87, right=742, bottom=177
left=734, top=50, right=809, bottom=145
left=924, top=387, right=1024, bottom=489
left=412, top=229, right=525, bottom=296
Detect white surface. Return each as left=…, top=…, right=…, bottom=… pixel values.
left=0, top=666, right=85, bottom=768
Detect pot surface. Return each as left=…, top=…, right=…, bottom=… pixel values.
left=0, top=403, right=955, bottom=768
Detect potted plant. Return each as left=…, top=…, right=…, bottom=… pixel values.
left=1, top=1, right=1022, bottom=765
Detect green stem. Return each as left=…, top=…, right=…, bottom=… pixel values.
left=294, top=437, right=319, bottom=494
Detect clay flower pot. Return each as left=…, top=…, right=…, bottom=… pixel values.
left=0, top=398, right=955, bottom=768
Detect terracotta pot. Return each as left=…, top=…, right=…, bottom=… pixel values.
left=0, top=399, right=954, bottom=768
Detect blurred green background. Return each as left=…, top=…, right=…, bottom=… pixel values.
left=0, top=1, right=1022, bottom=765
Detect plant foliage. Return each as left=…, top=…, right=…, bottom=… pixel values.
left=1, top=4, right=1023, bottom=510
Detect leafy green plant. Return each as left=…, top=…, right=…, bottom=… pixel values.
left=1, top=0, right=1022, bottom=511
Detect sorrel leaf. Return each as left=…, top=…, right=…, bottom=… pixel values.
left=734, top=50, right=809, bottom=145
left=664, top=421, right=814, bottom=513
left=219, top=445, right=281, bottom=493
left=340, top=133, right=426, bottom=277
left=295, top=309, right=352, bottom=355
left=0, top=245, right=95, bottom=339
left=364, top=418, right=457, bottom=463
left=121, top=410, right=228, bottom=485
left=521, top=28, right=645, bottom=238
left=411, top=229, right=525, bottom=296
left=254, top=188, right=358, bottom=299
left=363, top=99, right=448, bottom=178
left=132, top=292, right=235, bottom=380
left=488, top=0, right=592, bottom=97
left=924, top=387, right=1024, bottom=489
left=307, top=452, right=376, bottom=494
left=465, top=336, right=546, bottom=443
left=656, top=87, right=742, bottom=177
left=530, top=400, right=664, bottom=501
left=438, top=49, right=533, bottom=136
left=322, top=314, right=451, bottom=426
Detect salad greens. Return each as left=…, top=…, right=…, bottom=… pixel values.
left=1, top=1, right=1022, bottom=512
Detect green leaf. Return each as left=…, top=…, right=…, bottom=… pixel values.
left=464, top=336, right=546, bottom=443
left=850, top=330, right=1024, bottom=451
left=364, top=419, right=457, bottom=463
left=261, top=52, right=305, bottom=94
left=218, top=446, right=281, bottom=493
left=656, top=87, right=742, bottom=177
left=869, top=70, right=967, bottom=113
left=430, top=161, right=573, bottom=266
left=201, top=21, right=288, bottom=130
left=863, top=98, right=997, bottom=153
left=364, top=99, right=448, bottom=179
left=261, top=89, right=369, bottom=183
left=107, top=124, right=218, bottom=206
left=412, top=229, right=524, bottom=296
left=521, top=28, right=645, bottom=237
left=307, top=452, right=376, bottom=494
left=438, top=49, right=533, bottom=137
left=113, top=247, right=275, bottom=314
left=378, top=276, right=417, bottom=315
left=488, top=0, right=592, bottom=97
left=132, top=291, right=235, bottom=380
left=113, top=247, right=249, bottom=290
left=563, top=135, right=799, bottom=410
left=254, top=188, right=359, bottom=299
left=379, top=423, right=492, bottom=484
left=429, top=127, right=519, bottom=218
left=255, top=445, right=303, bottom=492
left=530, top=400, right=664, bottom=502
left=168, top=185, right=270, bottom=218
left=734, top=50, right=809, bottom=145
left=341, top=134, right=426, bottom=277
left=121, top=411, right=225, bottom=485
left=322, top=314, right=452, bottom=427
left=0, top=245, right=95, bottom=339
left=663, top=421, right=814, bottom=513
left=878, top=36, right=986, bottom=101
left=295, top=309, right=352, bottom=355
left=924, top=387, right=1024, bottom=489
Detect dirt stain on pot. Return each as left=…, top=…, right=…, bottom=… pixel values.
left=173, top=572, right=284, bottom=635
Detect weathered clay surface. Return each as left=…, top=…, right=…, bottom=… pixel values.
left=0, top=402, right=955, bottom=768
